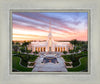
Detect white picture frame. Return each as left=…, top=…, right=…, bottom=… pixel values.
left=0, top=0, right=100, bottom=84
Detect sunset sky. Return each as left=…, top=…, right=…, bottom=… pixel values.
left=12, top=12, right=88, bottom=41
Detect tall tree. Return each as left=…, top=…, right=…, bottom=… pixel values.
left=70, top=39, right=78, bottom=45
left=16, top=42, right=20, bottom=46
left=22, top=41, right=30, bottom=51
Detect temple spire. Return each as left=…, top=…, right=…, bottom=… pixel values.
left=49, top=20, right=52, bottom=34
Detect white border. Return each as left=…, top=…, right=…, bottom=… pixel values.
left=0, top=0, right=100, bottom=84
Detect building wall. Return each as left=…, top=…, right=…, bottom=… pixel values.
left=27, top=41, right=73, bottom=52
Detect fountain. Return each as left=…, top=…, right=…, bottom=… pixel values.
left=42, top=57, right=58, bottom=64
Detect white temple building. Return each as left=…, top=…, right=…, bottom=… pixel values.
left=28, top=23, right=73, bottom=52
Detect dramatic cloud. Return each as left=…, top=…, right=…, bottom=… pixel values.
left=12, top=12, right=88, bottom=41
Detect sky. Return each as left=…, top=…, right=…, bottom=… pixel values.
left=12, top=12, right=88, bottom=41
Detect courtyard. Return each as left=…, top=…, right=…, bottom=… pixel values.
left=32, top=53, right=67, bottom=72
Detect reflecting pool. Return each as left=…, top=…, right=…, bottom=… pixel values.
left=42, top=57, right=58, bottom=64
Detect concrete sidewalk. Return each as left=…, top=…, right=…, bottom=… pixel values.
left=32, top=55, right=67, bottom=72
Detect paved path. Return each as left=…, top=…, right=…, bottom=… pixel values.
left=32, top=55, right=67, bottom=72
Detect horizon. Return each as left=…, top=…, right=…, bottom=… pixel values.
left=12, top=12, right=88, bottom=41
left=12, top=39, right=88, bottom=42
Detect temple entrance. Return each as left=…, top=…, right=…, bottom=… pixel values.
left=49, top=47, right=51, bottom=52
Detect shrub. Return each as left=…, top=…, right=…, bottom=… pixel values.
left=26, top=50, right=32, bottom=53
left=62, top=50, right=88, bottom=67
left=20, top=59, right=28, bottom=67
left=29, top=55, right=38, bottom=62
left=33, top=51, right=38, bottom=54
left=69, top=50, right=74, bottom=53
left=67, top=57, right=88, bottom=72
left=63, top=51, right=67, bottom=54
left=62, top=55, right=71, bottom=62
left=65, top=63, right=71, bottom=66
left=20, top=47, right=25, bottom=53
left=12, top=51, right=20, bottom=54
left=12, top=56, right=32, bottom=72
left=29, top=62, right=35, bottom=66
left=12, top=51, right=17, bottom=54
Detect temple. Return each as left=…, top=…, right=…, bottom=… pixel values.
left=28, top=22, right=73, bottom=52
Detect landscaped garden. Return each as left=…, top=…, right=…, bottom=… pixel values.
left=12, top=56, right=32, bottom=72
left=62, top=51, right=88, bottom=72
left=67, top=56, right=88, bottom=72
left=12, top=54, right=38, bottom=72
left=62, top=40, right=88, bottom=72
left=12, top=41, right=39, bottom=72
left=12, top=40, right=88, bottom=72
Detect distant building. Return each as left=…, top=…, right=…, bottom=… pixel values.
left=28, top=23, right=73, bottom=52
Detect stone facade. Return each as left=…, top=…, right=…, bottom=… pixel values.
left=28, top=24, right=73, bottom=52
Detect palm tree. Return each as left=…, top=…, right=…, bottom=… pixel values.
left=22, top=41, right=30, bottom=53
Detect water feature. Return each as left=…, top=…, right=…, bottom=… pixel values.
left=42, top=57, right=58, bottom=64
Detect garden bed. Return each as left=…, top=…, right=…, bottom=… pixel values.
left=12, top=56, right=33, bottom=72
left=67, top=57, right=88, bottom=72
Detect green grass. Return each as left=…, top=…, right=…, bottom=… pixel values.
left=12, top=56, right=33, bottom=72
left=28, top=55, right=38, bottom=62
left=62, top=51, right=88, bottom=67
left=62, top=55, right=72, bottom=62
left=64, top=59, right=72, bottom=62
left=67, top=57, right=88, bottom=72
left=15, top=54, right=38, bottom=67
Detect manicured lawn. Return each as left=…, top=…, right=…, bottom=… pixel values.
left=12, top=56, right=33, bottom=72
left=62, top=51, right=88, bottom=67
left=28, top=55, right=38, bottom=62
left=67, top=57, right=88, bottom=72
left=62, top=55, right=72, bottom=62
left=15, top=54, right=38, bottom=67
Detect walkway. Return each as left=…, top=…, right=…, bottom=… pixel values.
left=32, top=55, right=67, bottom=72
